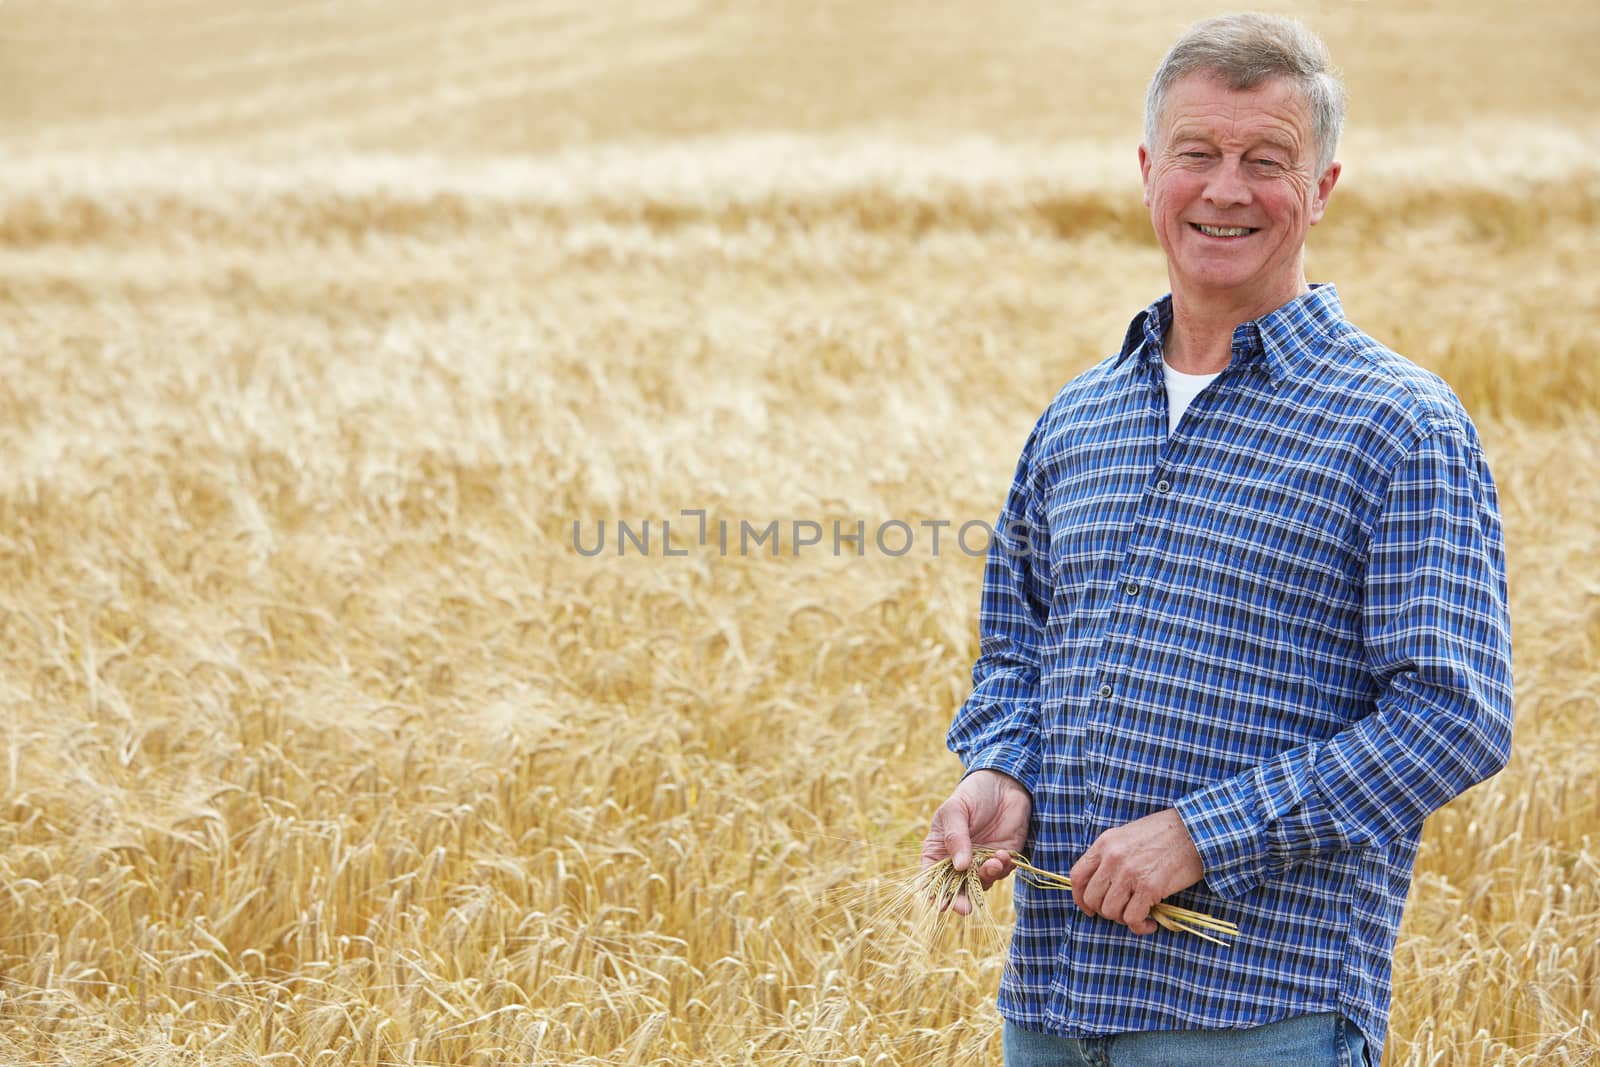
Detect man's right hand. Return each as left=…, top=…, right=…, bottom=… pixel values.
left=919, top=769, right=1032, bottom=915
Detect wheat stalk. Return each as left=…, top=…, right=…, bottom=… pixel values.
left=917, top=847, right=1240, bottom=946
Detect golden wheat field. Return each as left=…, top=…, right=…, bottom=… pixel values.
left=2, top=1, right=1599, bottom=1063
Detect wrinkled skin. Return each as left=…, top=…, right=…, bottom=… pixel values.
left=919, top=769, right=1030, bottom=915
left=1140, top=71, right=1341, bottom=364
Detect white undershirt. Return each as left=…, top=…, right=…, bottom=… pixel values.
left=1162, top=359, right=1222, bottom=435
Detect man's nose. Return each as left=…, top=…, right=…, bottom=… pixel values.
left=1203, top=158, right=1252, bottom=208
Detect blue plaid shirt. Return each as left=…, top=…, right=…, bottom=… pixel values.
left=949, top=284, right=1513, bottom=1061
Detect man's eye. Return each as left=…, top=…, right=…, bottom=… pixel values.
left=1252, top=158, right=1283, bottom=169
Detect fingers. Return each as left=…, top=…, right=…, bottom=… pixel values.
left=941, top=808, right=973, bottom=873
left=1112, top=884, right=1159, bottom=935
left=976, top=850, right=1015, bottom=887
left=1070, top=833, right=1171, bottom=935
left=1069, top=850, right=1102, bottom=917
left=952, top=851, right=1014, bottom=913
left=1098, top=884, right=1157, bottom=933
left=920, top=796, right=971, bottom=870
left=932, top=879, right=974, bottom=915
left=1098, top=880, right=1133, bottom=925
left=1128, top=884, right=1162, bottom=934
left=921, top=772, right=1035, bottom=916
left=1071, top=845, right=1153, bottom=931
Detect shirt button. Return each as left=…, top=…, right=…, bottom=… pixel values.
left=1154, top=478, right=1172, bottom=494
left=1123, top=580, right=1140, bottom=597
left=1098, top=683, right=1113, bottom=699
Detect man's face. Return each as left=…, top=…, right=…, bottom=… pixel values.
left=1139, top=73, right=1340, bottom=311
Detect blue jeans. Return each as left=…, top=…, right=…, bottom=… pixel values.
left=1003, top=1012, right=1369, bottom=1066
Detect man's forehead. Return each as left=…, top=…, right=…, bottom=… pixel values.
left=1160, top=73, right=1311, bottom=142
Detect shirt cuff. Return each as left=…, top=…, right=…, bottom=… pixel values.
left=961, top=746, right=1041, bottom=798
left=1175, top=773, right=1268, bottom=900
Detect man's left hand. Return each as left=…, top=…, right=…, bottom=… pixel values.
left=1068, top=808, right=1204, bottom=935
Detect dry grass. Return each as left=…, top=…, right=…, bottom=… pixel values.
left=1, top=1, right=1598, bottom=1064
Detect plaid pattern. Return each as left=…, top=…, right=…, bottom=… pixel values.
left=948, top=285, right=1513, bottom=1062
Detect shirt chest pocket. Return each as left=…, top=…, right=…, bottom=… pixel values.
left=1213, top=495, right=1361, bottom=616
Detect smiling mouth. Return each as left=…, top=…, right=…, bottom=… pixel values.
left=1191, top=223, right=1258, bottom=238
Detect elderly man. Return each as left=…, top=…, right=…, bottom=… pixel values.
left=922, top=13, right=1512, bottom=1067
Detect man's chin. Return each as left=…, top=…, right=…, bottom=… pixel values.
left=1173, top=267, right=1260, bottom=295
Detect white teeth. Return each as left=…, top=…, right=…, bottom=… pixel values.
left=1197, top=224, right=1252, bottom=237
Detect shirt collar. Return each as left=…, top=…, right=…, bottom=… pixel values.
left=1116, top=283, right=1346, bottom=385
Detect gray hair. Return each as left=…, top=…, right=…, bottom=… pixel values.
left=1144, top=13, right=1346, bottom=176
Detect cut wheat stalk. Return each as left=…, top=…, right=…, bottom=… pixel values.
left=917, top=847, right=1240, bottom=947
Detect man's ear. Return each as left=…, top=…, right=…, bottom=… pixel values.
left=1309, top=161, right=1341, bottom=225
left=1138, top=144, right=1152, bottom=207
